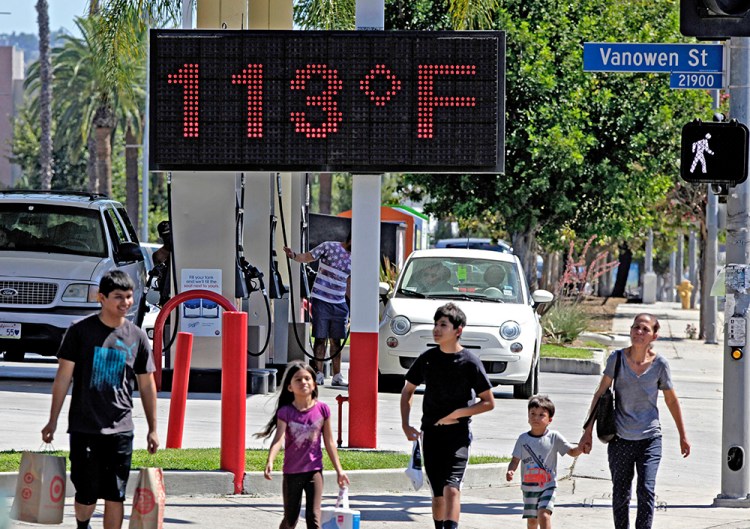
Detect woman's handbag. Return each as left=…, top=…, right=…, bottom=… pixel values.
left=10, top=450, right=66, bottom=524
left=584, top=350, right=621, bottom=443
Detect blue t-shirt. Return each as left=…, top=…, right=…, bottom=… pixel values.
left=605, top=350, right=673, bottom=440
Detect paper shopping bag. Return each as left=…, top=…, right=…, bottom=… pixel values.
left=129, top=468, right=166, bottom=529
left=10, top=451, right=66, bottom=524
left=321, top=487, right=360, bottom=529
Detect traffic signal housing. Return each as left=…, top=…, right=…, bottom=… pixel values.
left=680, top=119, right=749, bottom=185
left=681, top=0, right=750, bottom=38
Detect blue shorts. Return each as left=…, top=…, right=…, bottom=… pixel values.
left=311, top=299, right=349, bottom=339
left=69, top=431, right=134, bottom=504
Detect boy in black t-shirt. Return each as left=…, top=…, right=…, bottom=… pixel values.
left=42, top=270, right=159, bottom=529
left=400, top=303, right=495, bottom=529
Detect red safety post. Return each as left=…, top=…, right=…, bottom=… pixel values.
left=335, top=394, right=349, bottom=448
left=348, top=331, right=379, bottom=447
left=151, top=289, right=237, bottom=390
left=220, top=311, right=248, bottom=494
left=166, top=332, right=193, bottom=449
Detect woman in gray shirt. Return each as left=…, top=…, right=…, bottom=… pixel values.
left=579, top=313, right=690, bottom=529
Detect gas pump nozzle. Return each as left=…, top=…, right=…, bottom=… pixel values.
left=239, top=256, right=267, bottom=296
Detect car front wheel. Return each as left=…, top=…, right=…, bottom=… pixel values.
left=513, top=359, right=539, bottom=399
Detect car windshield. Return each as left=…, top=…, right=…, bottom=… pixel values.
left=0, top=204, right=107, bottom=257
left=397, top=256, right=522, bottom=303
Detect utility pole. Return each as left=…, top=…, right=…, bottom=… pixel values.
left=716, top=36, right=750, bottom=507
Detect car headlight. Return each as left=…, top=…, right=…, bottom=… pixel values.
left=499, top=320, right=521, bottom=340
left=62, top=284, right=99, bottom=302
left=390, top=315, right=411, bottom=336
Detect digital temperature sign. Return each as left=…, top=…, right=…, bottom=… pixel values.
left=150, top=30, right=505, bottom=173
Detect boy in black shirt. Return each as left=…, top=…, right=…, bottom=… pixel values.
left=42, top=270, right=159, bottom=529
left=400, top=303, right=495, bottom=529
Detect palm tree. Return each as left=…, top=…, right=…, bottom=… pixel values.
left=36, top=0, right=53, bottom=189
left=25, top=15, right=146, bottom=198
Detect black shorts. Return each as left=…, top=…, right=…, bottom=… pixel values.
left=312, top=299, right=349, bottom=339
left=69, top=431, right=134, bottom=504
left=422, top=423, right=472, bottom=497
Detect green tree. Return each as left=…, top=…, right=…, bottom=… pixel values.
left=402, top=0, right=712, bottom=282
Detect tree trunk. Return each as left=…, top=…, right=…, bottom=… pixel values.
left=36, top=0, right=53, bottom=190
left=611, top=243, right=632, bottom=298
left=87, top=132, right=98, bottom=193
left=125, top=122, right=140, bottom=230
left=93, top=104, right=115, bottom=197
left=319, top=172, right=332, bottom=214
left=511, top=228, right=538, bottom=289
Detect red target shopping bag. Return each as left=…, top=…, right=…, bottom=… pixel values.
left=129, top=468, right=166, bottom=529
left=10, top=451, right=67, bottom=524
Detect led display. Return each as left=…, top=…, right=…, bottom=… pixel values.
left=150, top=30, right=505, bottom=173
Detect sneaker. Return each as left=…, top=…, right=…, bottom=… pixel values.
left=316, top=371, right=325, bottom=386
left=331, top=373, right=348, bottom=387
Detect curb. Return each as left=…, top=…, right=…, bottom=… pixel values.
left=0, top=464, right=510, bottom=498
left=540, top=348, right=605, bottom=376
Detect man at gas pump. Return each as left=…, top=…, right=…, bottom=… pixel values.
left=284, top=234, right=352, bottom=386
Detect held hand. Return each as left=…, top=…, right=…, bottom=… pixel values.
left=403, top=425, right=420, bottom=441
left=264, top=462, right=273, bottom=480
left=147, top=431, right=160, bottom=454
left=41, top=421, right=56, bottom=444
left=506, top=470, right=514, bottom=482
left=337, top=471, right=350, bottom=488
left=579, top=431, right=593, bottom=454
left=680, top=437, right=691, bottom=458
left=283, top=247, right=294, bottom=259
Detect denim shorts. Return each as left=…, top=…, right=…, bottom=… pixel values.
left=69, top=431, right=134, bottom=504
left=311, top=299, right=349, bottom=339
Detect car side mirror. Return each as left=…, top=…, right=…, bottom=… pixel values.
left=379, top=281, right=391, bottom=304
left=117, top=241, right=144, bottom=263
left=531, top=289, right=554, bottom=308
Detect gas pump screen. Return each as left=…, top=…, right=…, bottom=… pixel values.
left=149, top=30, right=505, bottom=173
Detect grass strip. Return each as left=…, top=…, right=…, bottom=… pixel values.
left=0, top=448, right=506, bottom=473
left=540, top=344, right=595, bottom=360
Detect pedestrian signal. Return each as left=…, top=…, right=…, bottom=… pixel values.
left=680, top=119, right=749, bottom=185
left=681, top=0, right=750, bottom=38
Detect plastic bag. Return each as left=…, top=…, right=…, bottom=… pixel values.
left=405, top=439, right=424, bottom=491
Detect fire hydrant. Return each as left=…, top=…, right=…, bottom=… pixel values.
left=677, top=279, right=693, bottom=310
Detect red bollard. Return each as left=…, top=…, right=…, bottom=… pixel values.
left=166, top=332, right=193, bottom=449
left=220, top=311, right=248, bottom=494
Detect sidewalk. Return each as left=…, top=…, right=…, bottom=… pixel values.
left=4, top=300, right=749, bottom=528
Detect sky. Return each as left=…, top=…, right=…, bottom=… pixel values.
left=0, top=0, right=88, bottom=36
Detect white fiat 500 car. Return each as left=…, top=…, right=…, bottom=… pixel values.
left=378, top=248, right=554, bottom=397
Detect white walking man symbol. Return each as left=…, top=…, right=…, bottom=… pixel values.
left=690, top=133, right=714, bottom=174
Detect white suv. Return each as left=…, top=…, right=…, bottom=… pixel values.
left=0, top=191, right=147, bottom=361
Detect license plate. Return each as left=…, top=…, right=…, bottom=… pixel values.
left=0, top=322, right=21, bottom=339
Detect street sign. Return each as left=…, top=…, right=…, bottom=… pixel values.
left=583, top=42, right=723, bottom=73
left=149, top=30, right=505, bottom=173
left=680, top=120, right=749, bottom=184
left=670, top=72, right=724, bottom=89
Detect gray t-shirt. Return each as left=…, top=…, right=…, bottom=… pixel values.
left=604, top=350, right=673, bottom=441
left=512, top=430, right=574, bottom=492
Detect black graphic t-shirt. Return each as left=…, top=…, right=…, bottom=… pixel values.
left=405, top=346, right=492, bottom=430
left=58, top=314, right=154, bottom=434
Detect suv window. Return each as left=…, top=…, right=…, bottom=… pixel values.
left=0, top=203, right=107, bottom=257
